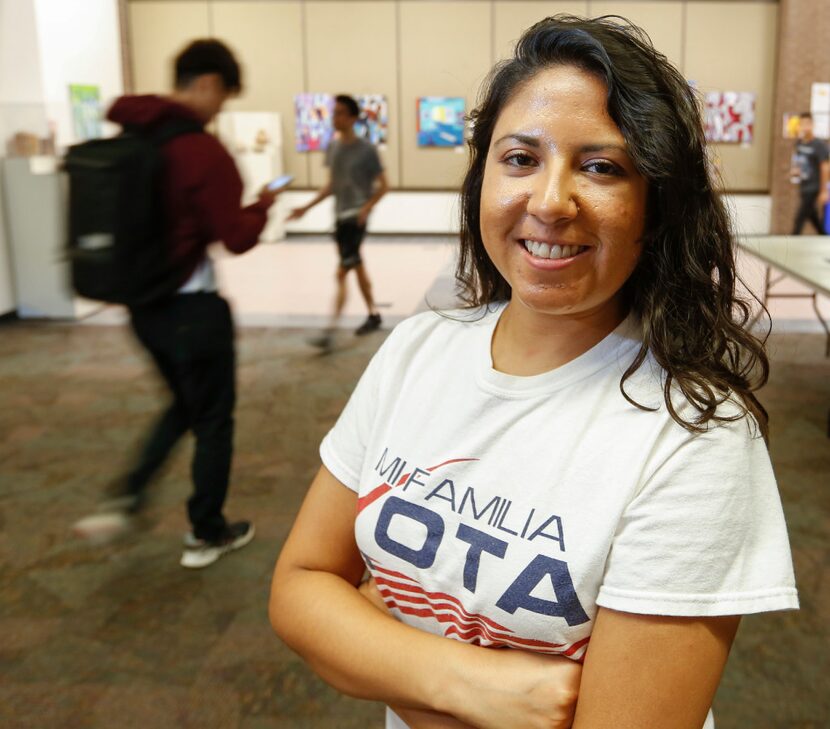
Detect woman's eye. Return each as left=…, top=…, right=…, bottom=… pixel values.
left=504, top=152, right=537, bottom=168
left=584, top=160, right=623, bottom=176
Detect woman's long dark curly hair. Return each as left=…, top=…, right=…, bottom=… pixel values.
left=458, top=14, right=769, bottom=439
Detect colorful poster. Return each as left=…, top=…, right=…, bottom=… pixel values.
left=417, top=97, right=465, bottom=147
left=704, top=91, right=755, bottom=143
left=782, top=112, right=802, bottom=140
left=69, top=84, right=102, bottom=141
left=294, top=93, right=334, bottom=152
left=355, top=94, right=388, bottom=145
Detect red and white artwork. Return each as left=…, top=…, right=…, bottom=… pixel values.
left=704, top=91, right=755, bottom=143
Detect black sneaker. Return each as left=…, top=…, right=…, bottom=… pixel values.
left=355, top=313, right=382, bottom=336
left=180, top=521, right=255, bottom=569
left=308, top=332, right=334, bottom=352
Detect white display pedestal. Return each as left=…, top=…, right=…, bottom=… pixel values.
left=216, top=111, right=286, bottom=242
left=234, top=149, right=286, bottom=242
left=1, top=156, right=99, bottom=319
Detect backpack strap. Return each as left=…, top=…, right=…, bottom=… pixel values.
left=152, top=118, right=205, bottom=146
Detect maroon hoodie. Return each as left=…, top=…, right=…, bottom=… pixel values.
left=107, top=95, right=270, bottom=287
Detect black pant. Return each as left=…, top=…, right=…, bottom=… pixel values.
left=125, top=293, right=235, bottom=541
left=792, top=191, right=826, bottom=235
left=334, top=218, right=366, bottom=269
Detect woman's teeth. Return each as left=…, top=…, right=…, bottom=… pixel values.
left=523, top=240, right=584, bottom=260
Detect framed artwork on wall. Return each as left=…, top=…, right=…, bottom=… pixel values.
left=704, top=91, right=755, bottom=144
left=294, top=93, right=334, bottom=152
left=68, top=84, right=102, bottom=142
left=355, top=94, right=388, bottom=146
left=417, top=97, right=465, bottom=147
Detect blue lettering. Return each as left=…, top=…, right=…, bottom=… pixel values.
left=375, top=496, right=444, bottom=569
left=459, top=488, right=501, bottom=523
left=425, top=478, right=456, bottom=509
left=496, top=554, right=589, bottom=626
left=455, top=523, right=508, bottom=592
left=403, top=467, right=430, bottom=491
left=528, top=514, right=566, bottom=551
left=374, top=448, right=406, bottom=483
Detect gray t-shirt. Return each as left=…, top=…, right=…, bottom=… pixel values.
left=794, top=138, right=829, bottom=194
left=325, top=137, right=383, bottom=220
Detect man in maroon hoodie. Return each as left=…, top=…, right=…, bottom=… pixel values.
left=74, top=39, right=278, bottom=568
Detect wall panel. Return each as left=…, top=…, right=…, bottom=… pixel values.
left=305, top=0, right=399, bottom=187
left=493, top=2, right=589, bottom=62
left=685, top=1, right=778, bottom=191
left=590, top=1, right=683, bottom=71
left=128, top=1, right=210, bottom=94
left=212, top=1, right=307, bottom=185
left=399, top=0, right=491, bottom=188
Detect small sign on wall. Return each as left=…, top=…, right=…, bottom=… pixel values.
left=810, top=83, right=830, bottom=139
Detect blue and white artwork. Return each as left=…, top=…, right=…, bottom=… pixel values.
left=417, top=97, right=465, bottom=147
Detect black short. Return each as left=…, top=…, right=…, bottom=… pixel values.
left=334, top=218, right=366, bottom=269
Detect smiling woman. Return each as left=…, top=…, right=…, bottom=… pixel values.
left=270, top=15, right=798, bottom=729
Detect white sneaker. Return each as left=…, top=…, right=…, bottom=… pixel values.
left=180, top=521, right=255, bottom=569
left=73, top=497, right=137, bottom=544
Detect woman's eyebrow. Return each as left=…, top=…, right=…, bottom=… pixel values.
left=493, top=135, right=629, bottom=155
left=493, top=133, right=542, bottom=147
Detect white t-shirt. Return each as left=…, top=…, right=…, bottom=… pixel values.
left=320, top=305, right=798, bottom=729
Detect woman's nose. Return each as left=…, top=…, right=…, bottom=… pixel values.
left=526, top=164, right=579, bottom=223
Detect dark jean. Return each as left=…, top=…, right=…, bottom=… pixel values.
left=792, top=190, right=826, bottom=234
left=125, top=292, right=235, bottom=541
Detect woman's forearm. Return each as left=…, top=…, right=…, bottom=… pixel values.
left=270, top=566, right=471, bottom=714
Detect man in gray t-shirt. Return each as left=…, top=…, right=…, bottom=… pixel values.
left=289, top=94, right=388, bottom=348
left=790, top=112, right=829, bottom=235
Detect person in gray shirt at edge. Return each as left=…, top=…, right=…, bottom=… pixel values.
left=288, top=94, right=389, bottom=350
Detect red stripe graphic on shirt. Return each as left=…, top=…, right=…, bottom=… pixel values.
left=372, top=563, right=589, bottom=659
left=356, top=457, right=478, bottom=514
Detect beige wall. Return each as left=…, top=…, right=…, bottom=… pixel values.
left=211, top=2, right=307, bottom=185
left=126, top=0, right=780, bottom=192
left=685, top=1, right=778, bottom=192
left=128, top=1, right=209, bottom=95
left=305, top=1, right=399, bottom=187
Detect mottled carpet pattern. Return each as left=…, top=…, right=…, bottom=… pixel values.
left=0, top=321, right=827, bottom=728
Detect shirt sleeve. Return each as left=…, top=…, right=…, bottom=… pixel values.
left=819, top=140, right=829, bottom=162
left=189, top=141, right=268, bottom=254
left=319, top=332, right=393, bottom=491
left=597, top=416, right=799, bottom=617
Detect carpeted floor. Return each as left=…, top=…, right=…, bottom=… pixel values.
left=0, top=318, right=827, bottom=728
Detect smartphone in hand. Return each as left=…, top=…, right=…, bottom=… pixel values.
left=267, top=174, right=294, bottom=192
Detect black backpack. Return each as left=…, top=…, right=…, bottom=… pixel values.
left=64, top=120, right=203, bottom=307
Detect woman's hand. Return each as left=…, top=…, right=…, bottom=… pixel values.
left=445, top=648, right=582, bottom=729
